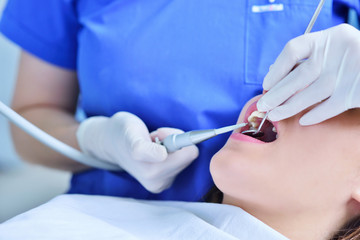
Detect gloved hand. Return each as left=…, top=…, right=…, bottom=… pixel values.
left=257, top=24, right=360, bottom=125
left=76, top=112, right=199, bottom=193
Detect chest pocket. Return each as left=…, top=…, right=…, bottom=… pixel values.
left=244, top=0, right=339, bottom=85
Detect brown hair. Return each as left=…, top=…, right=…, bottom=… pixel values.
left=203, top=185, right=360, bottom=240
left=202, top=185, right=223, bottom=203
left=331, top=216, right=360, bottom=240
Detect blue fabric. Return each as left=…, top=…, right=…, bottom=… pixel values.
left=1, top=0, right=358, bottom=201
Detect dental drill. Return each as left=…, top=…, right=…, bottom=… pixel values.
left=159, top=122, right=248, bottom=153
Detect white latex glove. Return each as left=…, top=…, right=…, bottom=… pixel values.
left=257, top=24, right=360, bottom=125
left=76, top=112, right=199, bottom=193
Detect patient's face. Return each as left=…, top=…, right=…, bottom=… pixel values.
left=210, top=95, right=360, bottom=216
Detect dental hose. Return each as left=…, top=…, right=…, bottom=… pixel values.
left=0, top=100, right=245, bottom=168
left=0, top=101, right=120, bottom=170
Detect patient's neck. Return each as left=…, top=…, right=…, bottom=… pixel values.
left=222, top=194, right=349, bottom=240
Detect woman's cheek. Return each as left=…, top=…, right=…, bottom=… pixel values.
left=210, top=150, right=232, bottom=188
left=210, top=148, right=248, bottom=194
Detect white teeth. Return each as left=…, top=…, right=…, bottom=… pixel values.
left=248, top=111, right=266, bottom=128
left=272, top=127, right=277, bottom=133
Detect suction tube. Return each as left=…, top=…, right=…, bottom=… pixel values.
left=0, top=101, right=120, bottom=170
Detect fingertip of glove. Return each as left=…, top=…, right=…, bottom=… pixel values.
left=146, top=187, right=162, bottom=194
left=262, top=83, right=271, bottom=92
left=299, top=117, right=314, bottom=126
left=256, top=99, right=266, bottom=112
left=257, top=98, right=271, bottom=112
left=189, top=145, right=200, bottom=159
left=149, top=131, right=158, bottom=138
left=154, top=144, right=169, bottom=162
left=133, top=141, right=168, bottom=162
left=299, top=115, right=318, bottom=126
left=144, top=181, right=172, bottom=194
left=262, top=73, right=274, bottom=91
left=173, top=145, right=199, bottom=161
left=268, top=109, right=284, bottom=122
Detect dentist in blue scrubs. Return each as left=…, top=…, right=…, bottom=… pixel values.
left=1, top=0, right=359, bottom=201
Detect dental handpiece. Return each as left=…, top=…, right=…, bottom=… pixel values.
left=159, top=122, right=248, bottom=153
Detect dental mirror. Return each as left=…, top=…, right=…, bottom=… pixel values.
left=241, top=129, right=265, bottom=138
left=240, top=111, right=269, bottom=138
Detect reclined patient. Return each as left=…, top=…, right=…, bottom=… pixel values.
left=1, top=95, right=359, bottom=240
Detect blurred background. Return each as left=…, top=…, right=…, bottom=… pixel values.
left=0, top=0, right=358, bottom=224
left=0, top=0, right=70, bottom=223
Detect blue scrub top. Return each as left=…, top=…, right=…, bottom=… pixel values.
left=1, top=0, right=359, bottom=201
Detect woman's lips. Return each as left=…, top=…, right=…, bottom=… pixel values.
left=230, top=132, right=266, bottom=144
left=232, top=98, right=279, bottom=144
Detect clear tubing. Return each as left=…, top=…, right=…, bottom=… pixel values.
left=0, top=101, right=120, bottom=170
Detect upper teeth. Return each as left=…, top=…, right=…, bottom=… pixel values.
left=247, top=111, right=265, bottom=128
